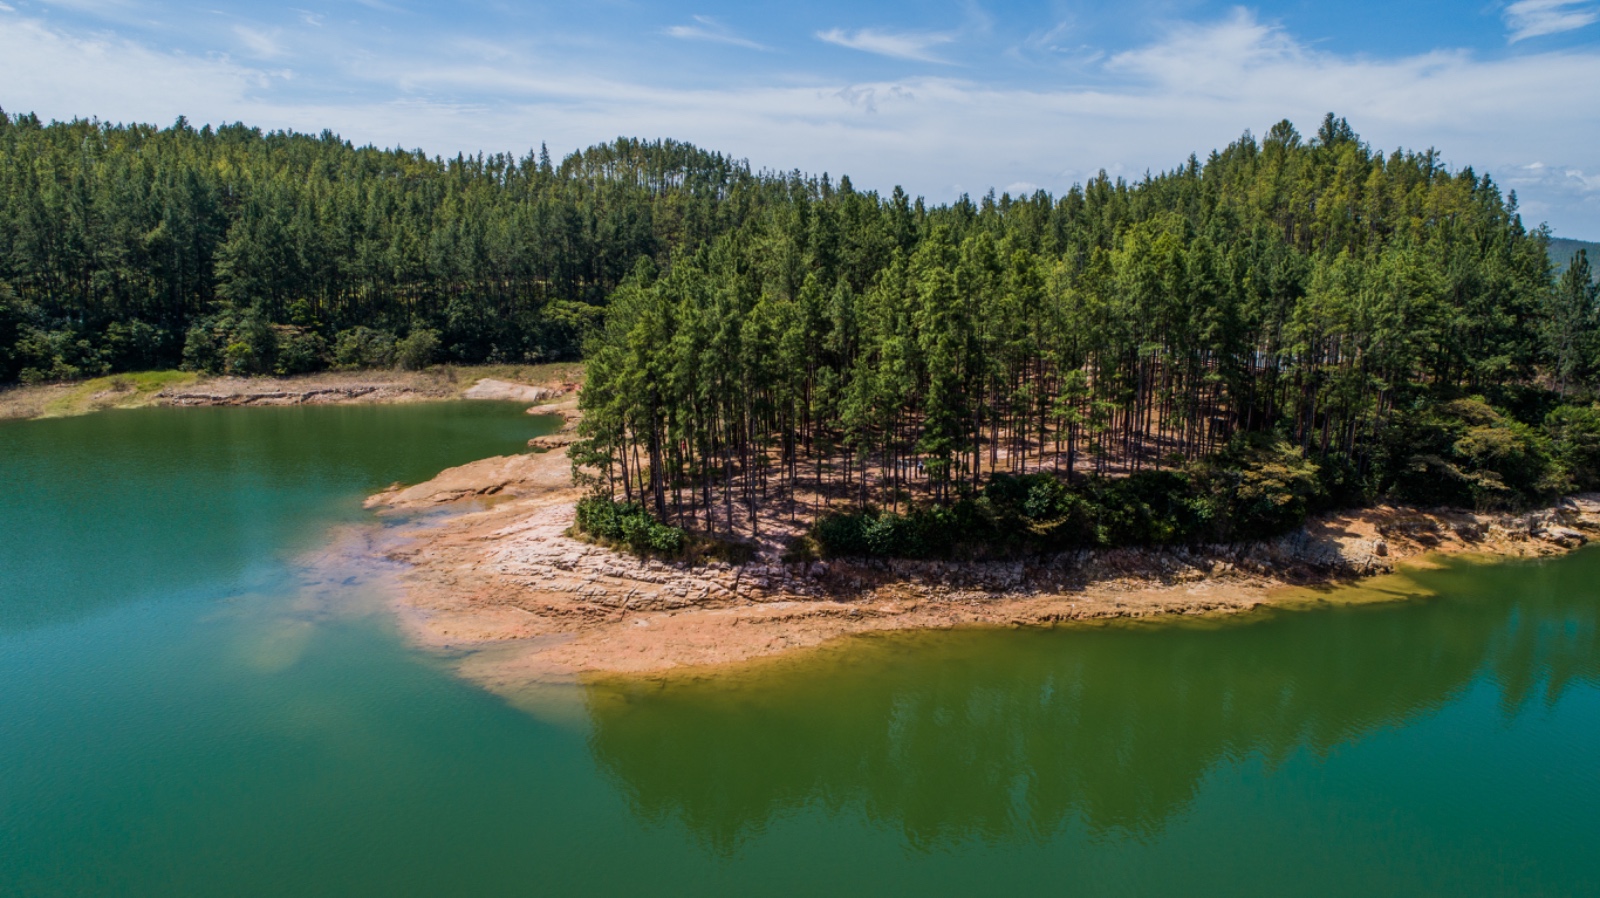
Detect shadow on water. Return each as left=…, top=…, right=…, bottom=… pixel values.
left=0, top=403, right=556, bottom=632
left=583, top=551, right=1600, bottom=855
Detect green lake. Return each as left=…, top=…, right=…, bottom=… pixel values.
left=2, top=403, right=1597, bottom=896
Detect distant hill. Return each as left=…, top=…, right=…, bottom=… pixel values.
left=1549, top=237, right=1600, bottom=280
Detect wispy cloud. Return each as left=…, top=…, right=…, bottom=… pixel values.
left=816, top=27, right=955, bottom=63
left=5, top=9, right=1600, bottom=235
left=1505, top=0, right=1600, bottom=42
left=232, top=24, right=283, bottom=59
left=664, top=15, right=766, bottom=50
left=36, top=0, right=141, bottom=15
left=349, top=0, right=406, bottom=15
left=833, top=83, right=915, bottom=114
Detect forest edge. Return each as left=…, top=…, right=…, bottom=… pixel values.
left=354, top=413, right=1600, bottom=692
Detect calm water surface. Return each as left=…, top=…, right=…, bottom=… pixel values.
left=1, top=404, right=1597, bottom=896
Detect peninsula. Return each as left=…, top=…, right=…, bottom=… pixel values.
left=365, top=433, right=1600, bottom=688
left=7, top=111, right=1600, bottom=690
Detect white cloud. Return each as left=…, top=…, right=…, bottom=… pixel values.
left=232, top=25, right=283, bottom=59
left=3, top=9, right=1600, bottom=235
left=349, top=0, right=406, bottom=14
left=0, top=16, right=275, bottom=121
left=816, top=27, right=955, bottom=63
left=1505, top=0, right=1600, bottom=42
left=664, top=15, right=766, bottom=51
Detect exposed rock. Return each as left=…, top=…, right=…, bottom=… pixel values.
left=163, top=385, right=403, bottom=406
left=365, top=453, right=566, bottom=509
left=462, top=379, right=557, bottom=403
left=365, top=445, right=1600, bottom=685
left=1537, top=526, right=1588, bottom=549
left=529, top=433, right=579, bottom=449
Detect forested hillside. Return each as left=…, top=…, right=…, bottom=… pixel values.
left=1550, top=238, right=1600, bottom=280
left=7, top=109, right=1600, bottom=557
left=574, top=116, right=1600, bottom=556
left=0, top=110, right=757, bottom=383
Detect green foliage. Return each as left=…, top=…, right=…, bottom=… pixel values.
left=813, top=443, right=1326, bottom=560
left=1546, top=404, right=1600, bottom=491
left=333, top=327, right=396, bottom=370
left=395, top=328, right=440, bottom=371
left=0, top=115, right=750, bottom=383
left=103, top=320, right=174, bottom=373
left=1375, top=399, right=1563, bottom=509
left=9, top=110, right=1600, bottom=548
left=180, top=308, right=279, bottom=375
left=574, top=497, right=688, bottom=557
left=1544, top=250, right=1600, bottom=392
left=1197, top=436, right=1326, bottom=540
left=574, top=115, right=1589, bottom=551
left=274, top=329, right=329, bottom=375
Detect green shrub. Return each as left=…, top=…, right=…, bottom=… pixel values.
left=814, top=511, right=872, bottom=557
left=333, top=326, right=396, bottom=369
left=275, top=329, right=329, bottom=375
left=814, top=441, right=1325, bottom=560
left=1546, top=404, right=1600, bottom=491
left=574, top=497, right=687, bottom=557
left=1197, top=435, right=1325, bottom=540
left=180, top=308, right=279, bottom=376
left=103, top=320, right=172, bottom=372
left=395, top=328, right=440, bottom=371
left=1376, top=398, right=1561, bottom=509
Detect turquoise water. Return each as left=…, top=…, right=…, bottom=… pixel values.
left=2, top=404, right=1598, bottom=896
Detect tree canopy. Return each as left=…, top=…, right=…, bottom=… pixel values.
left=573, top=115, right=1600, bottom=552
left=0, top=111, right=756, bottom=382
left=5, top=110, right=1597, bottom=553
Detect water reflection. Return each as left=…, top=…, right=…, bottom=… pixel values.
left=585, top=553, right=1600, bottom=854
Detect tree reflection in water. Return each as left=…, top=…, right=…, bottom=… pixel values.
left=584, top=553, right=1600, bottom=855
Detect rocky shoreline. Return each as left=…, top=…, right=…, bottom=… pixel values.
left=0, top=365, right=583, bottom=420
left=361, top=443, right=1600, bottom=693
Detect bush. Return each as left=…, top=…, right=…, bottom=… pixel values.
left=814, top=511, right=872, bottom=557
left=574, top=497, right=687, bottom=556
left=395, top=328, right=440, bottom=371
left=1376, top=398, right=1561, bottom=509
left=181, top=308, right=278, bottom=375
left=333, top=326, right=397, bottom=369
left=1546, top=404, right=1600, bottom=491
left=813, top=440, right=1325, bottom=560
left=275, top=329, right=329, bottom=375
left=103, top=320, right=172, bottom=372
left=1197, top=435, right=1325, bottom=540
left=182, top=321, right=226, bottom=374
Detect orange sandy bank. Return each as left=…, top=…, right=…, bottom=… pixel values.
left=361, top=443, right=1600, bottom=693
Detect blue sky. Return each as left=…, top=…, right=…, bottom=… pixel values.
left=4, top=1, right=1600, bottom=236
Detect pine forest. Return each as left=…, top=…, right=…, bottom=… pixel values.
left=5, top=110, right=1600, bottom=557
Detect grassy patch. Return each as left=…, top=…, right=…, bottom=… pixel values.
left=35, top=370, right=197, bottom=418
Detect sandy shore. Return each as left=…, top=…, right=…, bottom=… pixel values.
left=0, top=363, right=583, bottom=420
left=362, top=443, right=1600, bottom=694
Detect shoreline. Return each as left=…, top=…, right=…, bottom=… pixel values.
left=362, top=444, right=1600, bottom=695
left=0, top=363, right=582, bottom=421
